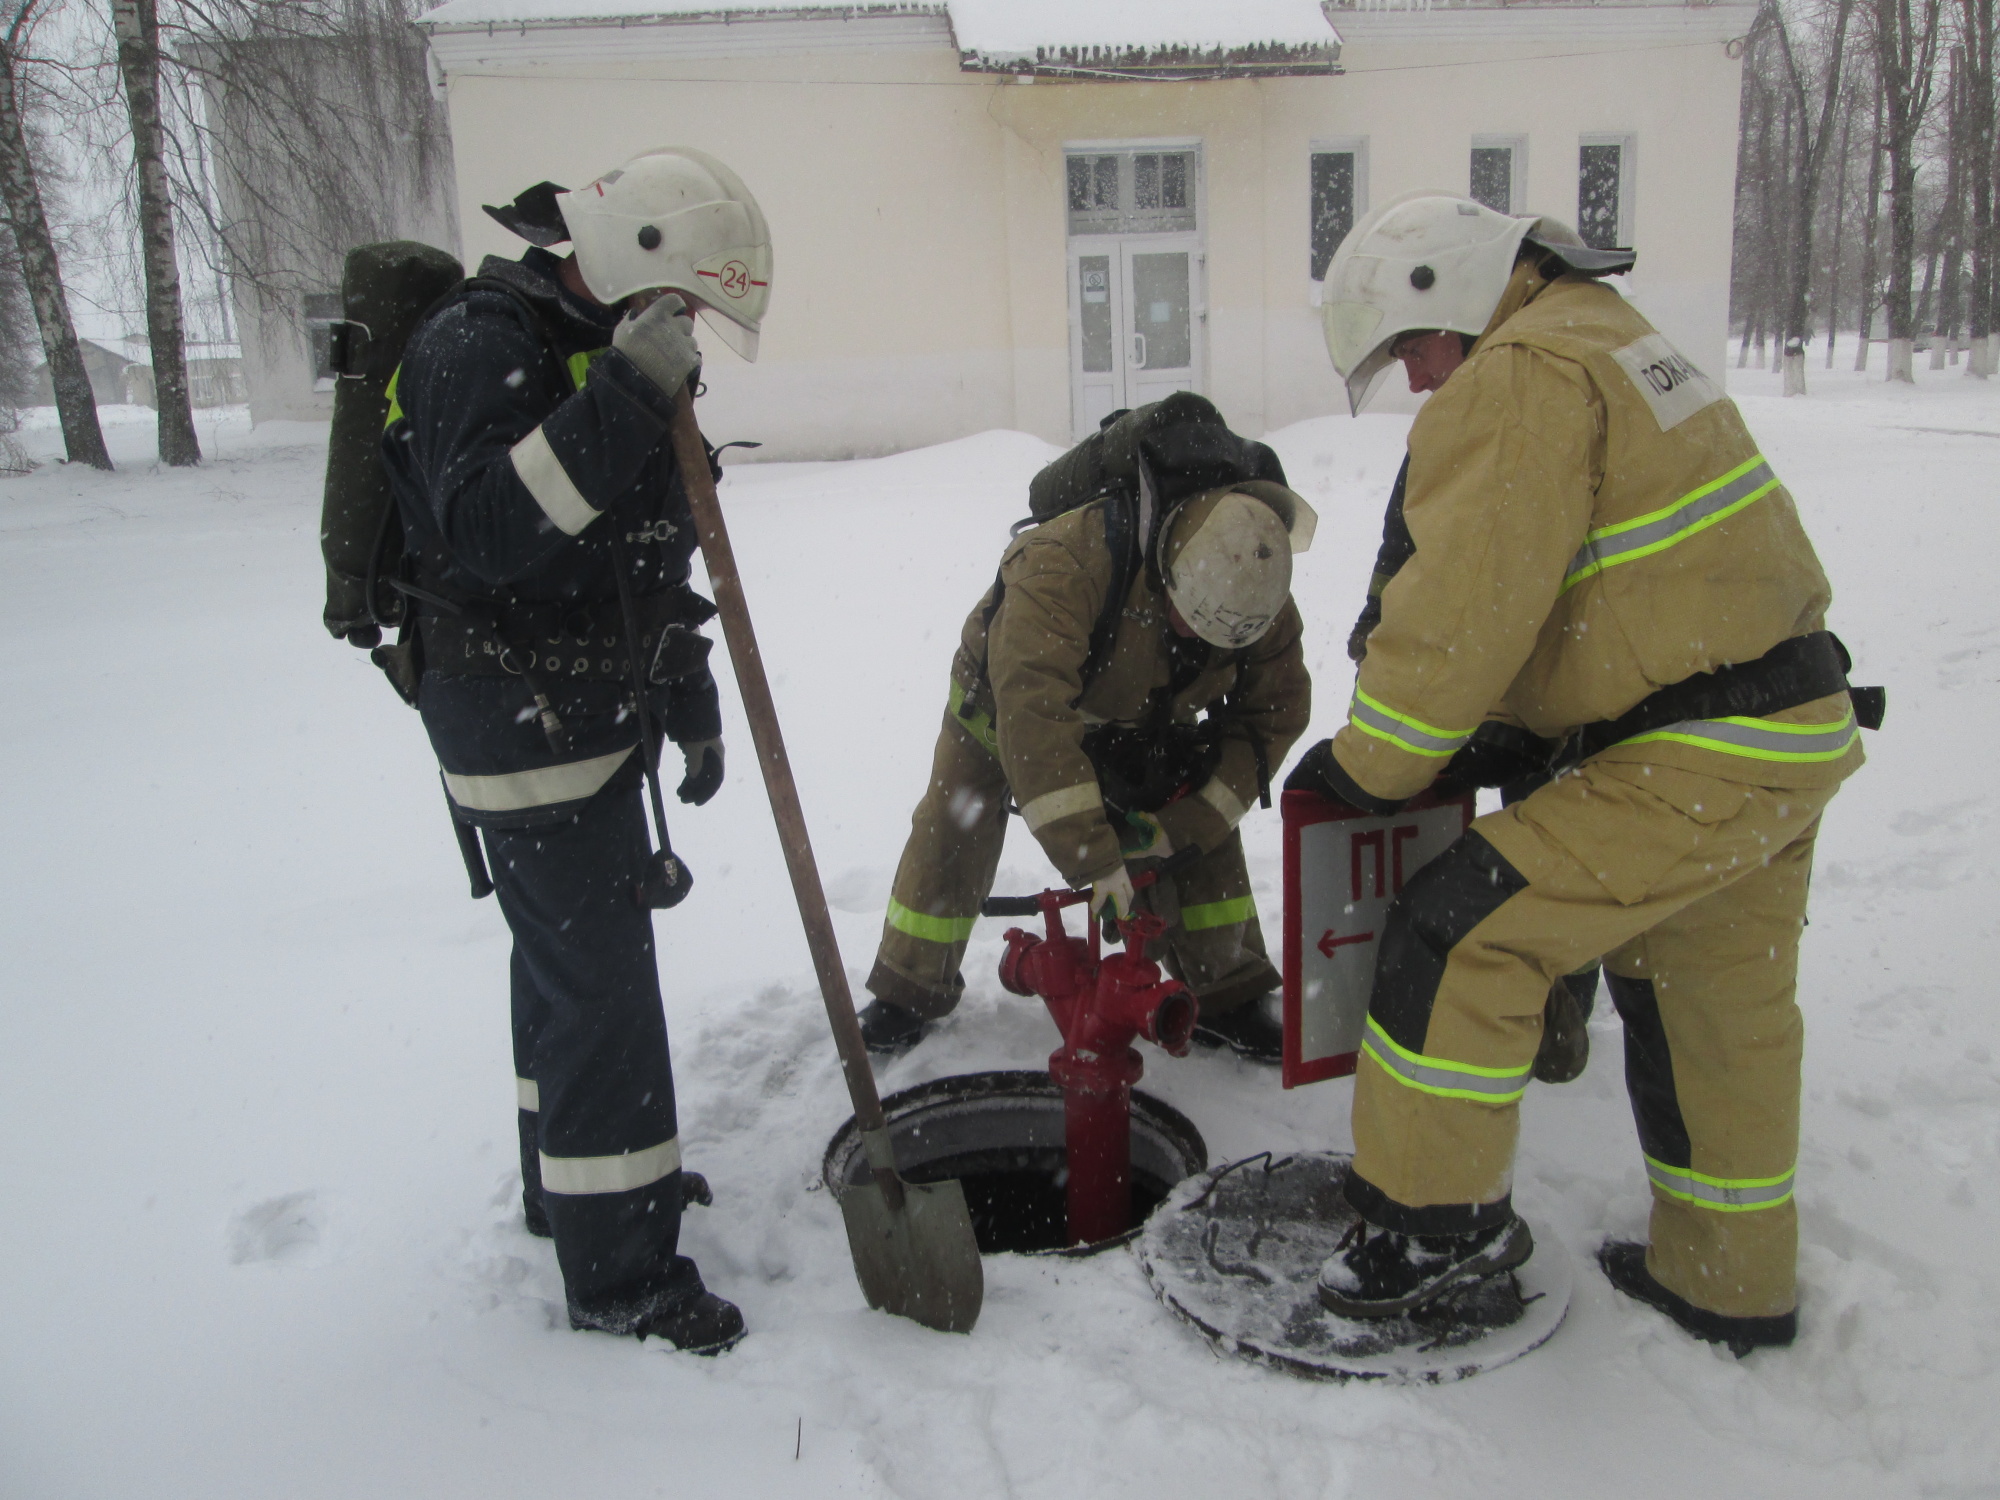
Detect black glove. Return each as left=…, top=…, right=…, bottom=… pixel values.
left=675, top=738, right=724, bottom=805
left=1282, top=739, right=1406, bottom=816
left=1432, top=722, right=1559, bottom=798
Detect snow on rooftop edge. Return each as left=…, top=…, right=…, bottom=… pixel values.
left=417, top=0, right=1337, bottom=50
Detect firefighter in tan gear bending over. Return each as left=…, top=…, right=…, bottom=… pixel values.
left=1292, top=193, right=1869, bottom=1355
left=859, top=453, right=1316, bottom=1062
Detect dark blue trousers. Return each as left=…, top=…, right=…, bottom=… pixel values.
left=487, top=776, right=700, bottom=1315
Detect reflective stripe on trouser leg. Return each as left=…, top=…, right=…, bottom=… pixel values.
left=1346, top=831, right=1536, bottom=1234
left=1360, top=761, right=1837, bottom=1295
left=870, top=711, right=1012, bottom=1021
left=1151, top=829, right=1279, bottom=1015
left=489, top=778, right=694, bottom=1308
left=1602, top=821, right=1818, bottom=1319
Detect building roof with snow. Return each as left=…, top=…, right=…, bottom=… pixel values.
left=417, top=0, right=1346, bottom=76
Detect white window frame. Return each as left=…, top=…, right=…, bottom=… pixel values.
left=1470, top=133, right=1528, bottom=215
left=1577, top=133, right=1636, bottom=248
left=1308, top=136, right=1369, bottom=300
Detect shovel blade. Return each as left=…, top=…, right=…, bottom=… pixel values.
left=837, top=1175, right=984, bottom=1334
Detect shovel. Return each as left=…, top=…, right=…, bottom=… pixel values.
left=666, top=387, right=984, bottom=1335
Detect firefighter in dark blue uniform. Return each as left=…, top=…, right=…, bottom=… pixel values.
left=382, top=149, right=773, bottom=1352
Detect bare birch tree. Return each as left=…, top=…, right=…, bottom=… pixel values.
left=0, top=0, right=106, bottom=468
left=114, top=0, right=199, bottom=465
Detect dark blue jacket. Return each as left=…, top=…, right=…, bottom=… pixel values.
left=383, top=248, right=720, bottom=828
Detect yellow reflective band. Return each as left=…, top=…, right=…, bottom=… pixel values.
left=886, top=898, right=977, bottom=946
left=1643, top=1154, right=1795, bottom=1212
left=1348, top=687, right=1476, bottom=760
left=946, top=679, right=999, bottom=756
left=1620, top=708, right=1858, bottom=763
left=1182, top=895, right=1254, bottom=932
left=566, top=349, right=604, bottom=391
left=383, top=365, right=404, bottom=429
left=1360, top=1016, right=1531, bottom=1103
left=1561, top=455, right=1780, bottom=594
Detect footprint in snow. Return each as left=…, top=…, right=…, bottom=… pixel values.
left=229, top=1191, right=321, bottom=1266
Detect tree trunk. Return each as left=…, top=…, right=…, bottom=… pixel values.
left=1770, top=0, right=1856, bottom=396
left=1875, top=0, right=1944, bottom=383
left=1961, top=0, right=1995, bottom=377
left=1825, top=104, right=1853, bottom=366
left=114, top=0, right=199, bottom=466
left=0, top=36, right=108, bottom=468
left=1857, top=85, right=1885, bottom=370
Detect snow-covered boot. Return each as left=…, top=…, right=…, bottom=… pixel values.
left=1318, top=1215, right=1533, bottom=1318
left=858, top=998, right=931, bottom=1056
left=1190, top=990, right=1284, bottom=1064
left=1597, top=1240, right=1795, bottom=1357
left=569, top=1270, right=746, bottom=1355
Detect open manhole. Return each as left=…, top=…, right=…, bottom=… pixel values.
left=823, top=1070, right=1207, bottom=1255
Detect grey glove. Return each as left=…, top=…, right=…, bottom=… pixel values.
left=611, top=292, right=701, bottom=398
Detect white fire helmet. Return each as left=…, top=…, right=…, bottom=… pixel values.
left=558, top=147, right=772, bottom=362
left=1159, top=482, right=1317, bottom=650
left=1319, top=190, right=1538, bottom=415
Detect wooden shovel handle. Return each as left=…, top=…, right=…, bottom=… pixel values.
left=666, top=388, right=903, bottom=1208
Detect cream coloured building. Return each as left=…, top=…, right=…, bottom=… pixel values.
left=419, top=0, right=1755, bottom=459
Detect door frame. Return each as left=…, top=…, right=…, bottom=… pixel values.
left=1062, top=137, right=1208, bottom=440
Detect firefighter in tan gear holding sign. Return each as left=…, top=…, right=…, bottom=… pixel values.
left=859, top=434, right=1315, bottom=1062
left=1292, top=192, right=1870, bottom=1355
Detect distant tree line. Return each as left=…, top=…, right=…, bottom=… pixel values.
left=1733, top=0, right=1991, bottom=390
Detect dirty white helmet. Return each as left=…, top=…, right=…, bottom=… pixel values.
left=1159, top=482, right=1316, bottom=649
left=1319, top=190, right=1537, bottom=415
left=558, top=147, right=771, bottom=361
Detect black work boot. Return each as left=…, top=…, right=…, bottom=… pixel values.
left=1318, top=1215, right=1534, bottom=1319
left=1597, top=1240, right=1796, bottom=1357
left=569, top=1268, right=746, bottom=1355
left=858, top=998, right=931, bottom=1056
left=1532, top=972, right=1594, bottom=1084
left=1191, top=990, right=1284, bottom=1064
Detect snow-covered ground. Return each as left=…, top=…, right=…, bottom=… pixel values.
left=4, top=361, right=1996, bottom=1498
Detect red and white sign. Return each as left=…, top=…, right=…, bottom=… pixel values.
left=1281, top=786, right=1474, bottom=1088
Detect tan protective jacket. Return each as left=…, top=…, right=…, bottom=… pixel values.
left=953, top=497, right=1312, bottom=887
left=1332, top=264, right=1863, bottom=803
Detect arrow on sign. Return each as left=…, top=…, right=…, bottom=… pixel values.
left=1318, top=929, right=1375, bottom=958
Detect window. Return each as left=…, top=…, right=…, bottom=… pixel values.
left=1066, top=150, right=1197, bottom=236
left=1578, top=135, right=1634, bottom=249
left=304, top=291, right=341, bottom=390
left=1470, top=135, right=1527, bottom=215
left=1310, top=139, right=1368, bottom=281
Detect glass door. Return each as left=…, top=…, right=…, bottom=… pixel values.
left=1065, top=145, right=1204, bottom=439
left=1123, top=245, right=1195, bottom=409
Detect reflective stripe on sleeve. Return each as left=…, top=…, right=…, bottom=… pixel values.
left=885, top=898, right=977, bottom=946
left=443, top=745, right=635, bottom=814
left=1644, top=1155, right=1795, bottom=1212
left=1619, top=709, right=1857, bottom=763
left=1348, top=688, right=1476, bottom=760
left=1196, top=776, right=1249, bottom=828
left=516, top=1077, right=539, bottom=1112
left=1022, top=782, right=1102, bottom=831
left=539, top=1136, right=681, bottom=1197
left=1561, top=456, right=1780, bottom=594
left=1360, top=1016, right=1531, bottom=1103
left=509, top=424, right=601, bottom=537
left=1182, top=895, right=1254, bottom=932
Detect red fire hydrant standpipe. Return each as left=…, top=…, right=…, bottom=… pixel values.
left=986, top=876, right=1199, bottom=1246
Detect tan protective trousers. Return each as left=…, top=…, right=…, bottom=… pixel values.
left=1349, top=758, right=1839, bottom=1318
left=869, top=711, right=1280, bottom=1021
